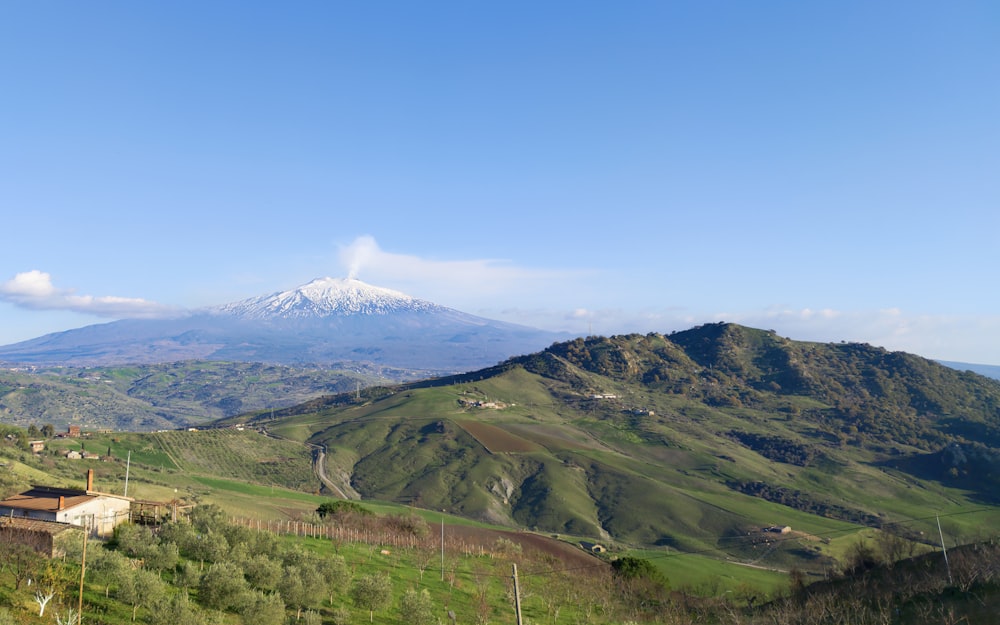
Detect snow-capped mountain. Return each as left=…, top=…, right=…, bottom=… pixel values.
left=216, top=277, right=441, bottom=319
left=0, top=278, right=569, bottom=372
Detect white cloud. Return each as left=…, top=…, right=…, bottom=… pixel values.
left=0, top=270, right=182, bottom=319
left=335, top=235, right=593, bottom=303
left=1, top=270, right=57, bottom=297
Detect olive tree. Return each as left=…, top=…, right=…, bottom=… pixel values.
left=198, top=561, right=248, bottom=612
left=399, top=588, right=436, bottom=625
left=351, top=572, right=392, bottom=623
left=114, top=567, right=167, bottom=621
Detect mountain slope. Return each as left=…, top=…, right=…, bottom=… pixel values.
left=0, top=278, right=567, bottom=371
left=234, top=323, right=1000, bottom=571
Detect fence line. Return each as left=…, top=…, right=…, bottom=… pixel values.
left=228, top=517, right=497, bottom=558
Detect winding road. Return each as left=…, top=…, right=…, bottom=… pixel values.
left=258, top=427, right=352, bottom=499
left=311, top=443, right=351, bottom=499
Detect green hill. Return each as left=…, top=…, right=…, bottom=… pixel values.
left=225, top=323, right=1000, bottom=574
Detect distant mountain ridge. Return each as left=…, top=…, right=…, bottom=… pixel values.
left=938, top=360, right=1000, bottom=381
left=0, top=278, right=568, bottom=371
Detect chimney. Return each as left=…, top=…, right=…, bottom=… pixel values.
left=58, top=496, right=64, bottom=510
left=86, top=469, right=94, bottom=492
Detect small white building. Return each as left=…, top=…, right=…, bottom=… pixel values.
left=0, top=470, right=131, bottom=537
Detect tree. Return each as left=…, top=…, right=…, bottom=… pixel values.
left=111, top=523, right=155, bottom=558
left=317, top=500, right=371, bottom=519
left=329, top=606, right=351, bottom=625
left=88, top=548, right=130, bottom=597
left=33, top=589, right=55, bottom=617
left=278, top=562, right=325, bottom=619
left=114, top=567, right=166, bottom=621
left=301, top=610, right=323, bottom=625
left=145, top=541, right=180, bottom=577
left=239, top=590, right=286, bottom=625
left=198, top=561, right=248, bottom=612
left=173, top=559, right=203, bottom=590
left=54, top=608, right=79, bottom=625
left=0, top=540, right=42, bottom=591
left=31, top=561, right=68, bottom=617
left=399, top=588, right=436, bottom=625
left=157, top=520, right=197, bottom=556
left=188, top=503, right=229, bottom=534
left=324, top=554, right=350, bottom=604
left=40, top=423, right=55, bottom=438
left=149, top=593, right=206, bottom=625
left=610, top=556, right=670, bottom=614
left=190, top=529, right=230, bottom=565
left=243, top=553, right=282, bottom=591
left=351, top=572, right=393, bottom=622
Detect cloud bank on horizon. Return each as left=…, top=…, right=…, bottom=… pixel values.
left=3, top=237, right=997, bottom=364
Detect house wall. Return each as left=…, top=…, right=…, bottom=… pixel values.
left=62, top=497, right=131, bottom=536
left=0, top=527, right=55, bottom=557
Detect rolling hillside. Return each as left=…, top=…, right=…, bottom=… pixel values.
left=226, top=323, right=1000, bottom=574
left=0, top=360, right=400, bottom=431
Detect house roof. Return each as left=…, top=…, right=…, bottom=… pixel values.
left=0, top=486, right=131, bottom=514
left=0, top=516, right=82, bottom=536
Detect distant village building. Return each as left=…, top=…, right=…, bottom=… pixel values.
left=29, top=440, right=45, bottom=453
left=458, top=398, right=508, bottom=409
left=66, top=425, right=81, bottom=438
left=0, top=470, right=131, bottom=536
left=65, top=450, right=82, bottom=460
left=579, top=541, right=607, bottom=554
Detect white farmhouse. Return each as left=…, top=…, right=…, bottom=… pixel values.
left=0, top=470, right=131, bottom=536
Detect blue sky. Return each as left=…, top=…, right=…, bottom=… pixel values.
left=1, top=2, right=998, bottom=363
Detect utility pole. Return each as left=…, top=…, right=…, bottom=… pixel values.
left=936, top=514, right=953, bottom=585
left=124, top=450, right=131, bottom=497
left=512, top=563, right=523, bottom=625
left=78, top=530, right=88, bottom=624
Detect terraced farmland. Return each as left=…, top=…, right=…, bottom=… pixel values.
left=151, top=429, right=319, bottom=491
